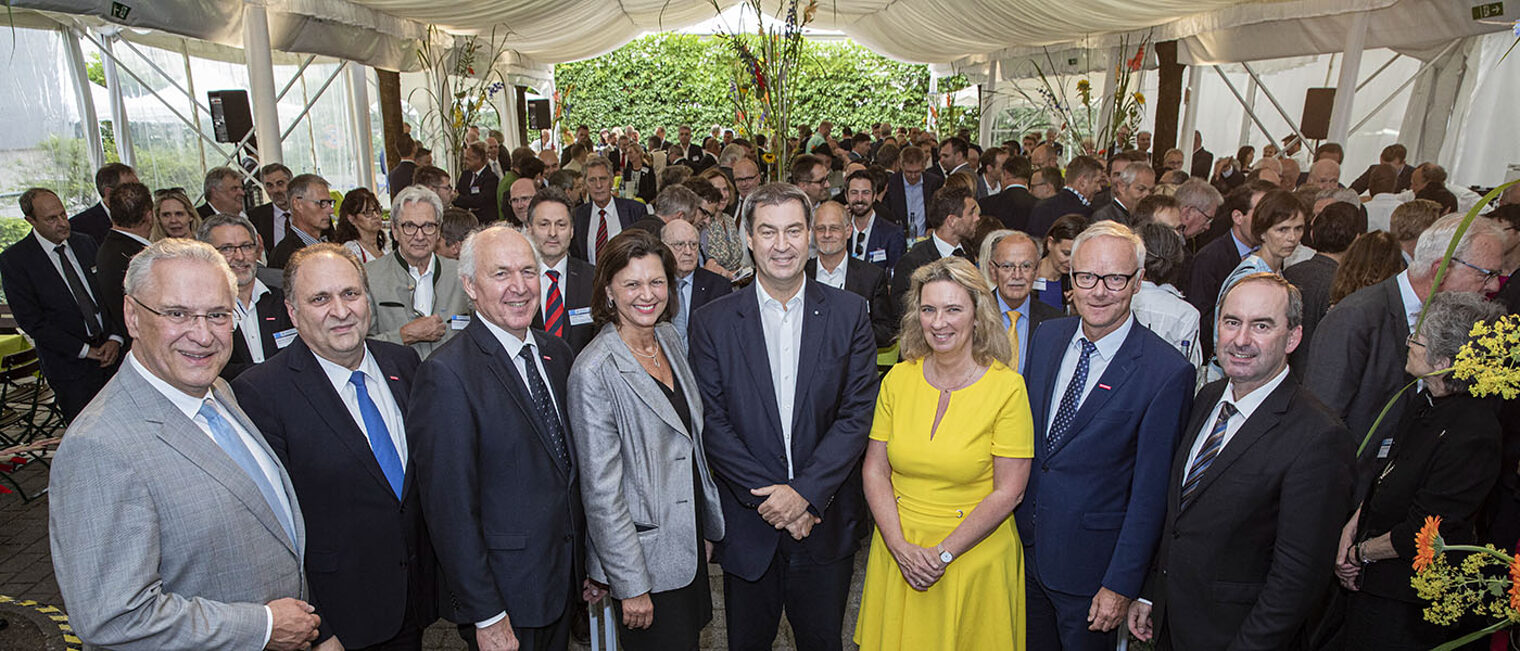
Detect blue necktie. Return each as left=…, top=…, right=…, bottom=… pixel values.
left=673, top=277, right=691, bottom=338
left=1180, top=402, right=1237, bottom=509
left=199, top=399, right=296, bottom=544
left=1046, top=338, right=1096, bottom=453
left=350, top=370, right=405, bottom=500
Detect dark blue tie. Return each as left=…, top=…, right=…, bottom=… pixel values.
left=1180, top=402, right=1237, bottom=509
left=519, top=344, right=571, bottom=467
left=199, top=399, right=296, bottom=543
left=350, top=370, right=404, bottom=499
left=1046, top=338, right=1096, bottom=453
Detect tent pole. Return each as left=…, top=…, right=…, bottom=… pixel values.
left=1179, top=65, right=1201, bottom=175
left=97, top=31, right=134, bottom=167
left=348, top=64, right=376, bottom=191
left=181, top=41, right=208, bottom=177
left=1214, top=67, right=1276, bottom=152
left=981, top=60, right=998, bottom=149
left=1152, top=40, right=1183, bottom=168
left=62, top=27, right=105, bottom=172
left=244, top=3, right=282, bottom=165
left=281, top=61, right=349, bottom=143
left=1328, top=11, right=1370, bottom=144
left=1237, top=75, right=1257, bottom=148
left=1239, top=62, right=1310, bottom=146
left=1349, top=40, right=1460, bottom=134
left=1356, top=54, right=1401, bottom=92
left=377, top=70, right=404, bottom=185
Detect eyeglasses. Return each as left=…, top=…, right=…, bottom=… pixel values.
left=991, top=261, right=1037, bottom=274
left=1451, top=257, right=1501, bottom=284
left=215, top=242, right=258, bottom=257
left=300, top=197, right=336, bottom=209
left=1406, top=333, right=1426, bottom=348
left=128, top=295, right=234, bottom=329
left=666, top=240, right=701, bottom=251
left=398, top=222, right=439, bottom=236
left=1071, top=270, right=1138, bottom=290
left=734, top=174, right=760, bottom=184
left=428, top=184, right=452, bottom=195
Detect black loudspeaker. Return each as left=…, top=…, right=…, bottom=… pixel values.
left=208, top=90, right=254, bottom=144
left=526, top=99, right=551, bottom=131
left=1300, top=88, right=1336, bottom=141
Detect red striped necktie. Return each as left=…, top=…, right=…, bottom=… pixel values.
left=544, top=269, right=565, bottom=338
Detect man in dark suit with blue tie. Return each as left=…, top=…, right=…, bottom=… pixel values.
left=1017, top=221, right=1195, bottom=650
left=0, top=188, right=122, bottom=420
left=67, top=162, right=136, bottom=245
left=411, top=225, right=597, bottom=651
left=690, top=183, right=879, bottom=651
left=660, top=218, right=731, bottom=343
left=571, top=156, right=644, bottom=264
left=1026, top=155, right=1104, bottom=243
left=843, top=170, right=906, bottom=273
left=233, top=244, right=437, bottom=650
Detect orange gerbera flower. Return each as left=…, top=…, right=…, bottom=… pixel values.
left=1509, top=553, right=1520, bottom=613
left=1413, top=515, right=1442, bottom=572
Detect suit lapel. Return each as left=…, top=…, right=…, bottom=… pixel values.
left=467, top=321, right=571, bottom=478
left=290, top=342, right=400, bottom=501
left=733, top=286, right=784, bottom=437
left=1047, top=323, right=1141, bottom=459
left=607, top=325, right=691, bottom=437
left=791, top=283, right=825, bottom=434
left=1182, top=380, right=1295, bottom=510
left=1170, top=382, right=1226, bottom=511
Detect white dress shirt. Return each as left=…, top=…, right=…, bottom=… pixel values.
left=814, top=256, right=848, bottom=290
left=850, top=213, right=876, bottom=261
left=1132, top=281, right=1203, bottom=371
left=312, top=346, right=408, bottom=467
left=34, top=230, right=111, bottom=358
left=1394, top=270, right=1423, bottom=332
left=588, top=198, right=624, bottom=262
left=1363, top=193, right=1403, bottom=233
left=117, top=229, right=153, bottom=247
left=930, top=232, right=961, bottom=259
left=1181, top=365, right=1291, bottom=477
left=1046, top=314, right=1135, bottom=433
left=757, top=282, right=805, bottom=479
left=127, top=352, right=290, bottom=646
left=538, top=256, right=569, bottom=324
left=235, top=279, right=273, bottom=364
left=407, top=254, right=437, bottom=316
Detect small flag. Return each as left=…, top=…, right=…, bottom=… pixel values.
left=1098, top=383, right=1112, bottom=391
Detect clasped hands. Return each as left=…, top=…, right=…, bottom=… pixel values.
left=751, top=484, right=820, bottom=540
left=888, top=541, right=946, bottom=592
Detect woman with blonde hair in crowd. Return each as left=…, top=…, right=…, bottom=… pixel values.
left=855, top=256, right=1033, bottom=650
left=150, top=188, right=200, bottom=240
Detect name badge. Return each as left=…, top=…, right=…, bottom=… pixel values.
left=1376, top=437, right=1394, bottom=459
left=470, top=186, right=481, bottom=195
left=272, top=328, right=299, bottom=349
left=1033, top=278, right=1048, bottom=292
left=449, top=314, right=471, bottom=330
left=869, top=249, right=886, bottom=263
left=568, top=307, right=593, bottom=326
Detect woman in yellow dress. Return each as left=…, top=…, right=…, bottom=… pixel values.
left=854, top=256, right=1035, bottom=651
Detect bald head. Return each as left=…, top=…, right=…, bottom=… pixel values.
left=1307, top=159, right=1340, bottom=190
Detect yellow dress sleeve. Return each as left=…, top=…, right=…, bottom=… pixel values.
left=990, top=365, right=1035, bottom=459
left=869, top=362, right=906, bottom=443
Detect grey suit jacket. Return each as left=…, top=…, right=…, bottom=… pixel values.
left=49, top=362, right=308, bottom=650
left=365, top=251, right=473, bottom=359
left=567, top=322, right=724, bottom=599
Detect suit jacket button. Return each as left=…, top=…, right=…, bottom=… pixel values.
left=563, top=534, right=573, bottom=543
left=1041, top=464, right=1049, bottom=472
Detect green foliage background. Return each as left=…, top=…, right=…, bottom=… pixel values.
left=554, top=34, right=935, bottom=138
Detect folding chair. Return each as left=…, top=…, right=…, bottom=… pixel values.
left=0, top=349, right=63, bottom=501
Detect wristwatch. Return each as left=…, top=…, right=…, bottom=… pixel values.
left=938, top=546, right=955, bottom=565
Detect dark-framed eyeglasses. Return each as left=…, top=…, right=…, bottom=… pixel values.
left=1451, top=257, right=1501, bottom=284
left=128, top=295, right=234, bottom=329
left=215, top=242, right=258, bottom=257
left=1405, top=333, right=1426, bottom=348
left=398, top=222, right=439, bottom=236
left=1071, top=270, right=1138, bottom=291
left=300, top=196, right=336, bottom=209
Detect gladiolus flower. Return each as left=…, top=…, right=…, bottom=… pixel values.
left=1413, top=515, right=1442, bottom=572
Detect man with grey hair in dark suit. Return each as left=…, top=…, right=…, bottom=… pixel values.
left=48, top=238, right=326, bottom=650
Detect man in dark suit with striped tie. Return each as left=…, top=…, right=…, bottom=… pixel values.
left=525, top=188, right=595, bottom=355
left=1128, top=274, right=1352, bottom=650
left=570, top=156, right=643, bottom=264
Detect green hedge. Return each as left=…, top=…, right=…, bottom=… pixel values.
left=554, top=34, right=935, bottom=139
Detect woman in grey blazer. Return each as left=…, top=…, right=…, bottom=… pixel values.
left=567, top=229, right=724, bottom=651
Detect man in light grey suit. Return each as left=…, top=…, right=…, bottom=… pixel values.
left=48, top=239, right=327, bottom=651
left=367, top=185, right=473, bottom=359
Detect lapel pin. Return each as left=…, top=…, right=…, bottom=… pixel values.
left=388, top=376, right=400, bottom=382
left=543, top=355, right=553, bottom=361
left=1098, top=383, right=1112, bottom=391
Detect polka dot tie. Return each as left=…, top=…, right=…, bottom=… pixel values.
left=1046, top=338, right=1096, bottom=453
left=518, top=343, right=571, bottom=468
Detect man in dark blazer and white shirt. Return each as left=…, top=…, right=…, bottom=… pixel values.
left=982, top=230, right=1064, bottom=375
left=843, top=170, right=907, bottom=274
left=572, top=156, right=644, bottom=264
left=980, top=154, right=1038, bottom=233
left=0, top=188, right=121, bottom=420
left=388, top=136, right=419, bottom=200
left=524, top=188, right=597, bottom=355
left=807, top=201, right=895, bottom=348
left=890, top=185, right=981, bottom=311
left=96, top=181, right=157, bottom=354
left=248, top=163, right=294, bottom=252
left=68, top=162, right=136, bottom=244
left=690, top=183, right=878, bottom=651
left=660, top=218, right=732, bottom=343
left=233, top=244, right=437, bottom=650
left=198, top=213, right=295, bottom=380
left=411, top=225, right=594, bottom=651
left=1129, top=274, right=1354, bottom=650
left=885, top=146, right=943, bottom=240
left=453, top=142, right=501, bottom=225
left=1017, top=222, right=1195, bottom=651
left=1026, top=155, right=1104, bottom=244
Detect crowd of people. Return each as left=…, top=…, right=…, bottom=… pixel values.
left=3, top=114, right=1518, bottom=651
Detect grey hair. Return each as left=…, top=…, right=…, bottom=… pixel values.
left=1411, top=215, right=1505, bottom=280
left=123, top=238, right=236, bottom=301
left=392, top=184, right=444, bottom=224
left=1173, top=178, right=1223, bottom=212
left=1417, top=291, right=1504, bottom=392
left=978, top=229, right=1040, bottom=285
left=717, top=143, right=748, bottom=168
left=195, top=212, right=259, bottom=247
left=1114, top=162, right=1155, bottom=187
left=458, top=223, right=537, bottom=280
left=1071, top=220, right=1145, bottom=273
left=1317, top=187, right=1360, bottom=206
left=654, top=184, right=701, bottom=219
left=202, top=166, right=241, bottom=196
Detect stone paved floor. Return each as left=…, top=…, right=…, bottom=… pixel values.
left=0, top=460, right=865, bottom=650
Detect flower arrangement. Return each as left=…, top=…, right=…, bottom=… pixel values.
left=1410, top=515, right=1520, bottom=649
left=1009, top=34, right=1150, bottom=158
left=713, top=0, right=818, bottom=181
left=412, top=26, right=510, bottom=173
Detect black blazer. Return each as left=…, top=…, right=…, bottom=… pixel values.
left=621, top=165, right=658, bottom=204
left=388, top=160, right=417, bottom=200
left=1026, top=188, right=1096, bottom=242
left=68, top=202, right=111, bottom=245
left=454, top=166, right=501, bottom=224
left=807, top=257, right=896, bottom=348
left=1187, top=233, right=1247, bottom=361
left=267, top=231, right=314, bottom=270
left=1348, top=163, right=1413, bottom=194
left=410, top=321, right=583, bottom=627
left=247, top=202, right=287, bottom=252
left=1305, top=276, right=1414, bottom=473
left=890, top=238, right=970, bottom=312
left=531, top=257, right=596, bottom=355
left=570, top=198, right=645, bottom=263
left=980, top=185, right=1038, bottom=234
left=885, top=172, right=943, bottom=238
left=95, top=230, right=146, bottom=351
left=222, top=285, right=295, bottom=380
left=0, top=232, right=112, bottom=381
left=688, top=281, right=878, bottom=581
left=1281, top=253, right=1339, bottom=381
left=667, top=143, right=708, bottom=170
left=1145, top=379, right=1354, bottom=650
left=856, top=215, right=907, bottom=273
left=686, top=267, right=732, bottom=328
left=231, top=339, right=437, bottom=646
left=1019, top=298, right=1065, bottom=370
left=1191, top=147, right=1215, bottom=180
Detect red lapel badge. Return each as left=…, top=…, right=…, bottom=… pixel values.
left=1098, top=383, right=1112, bottom=391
